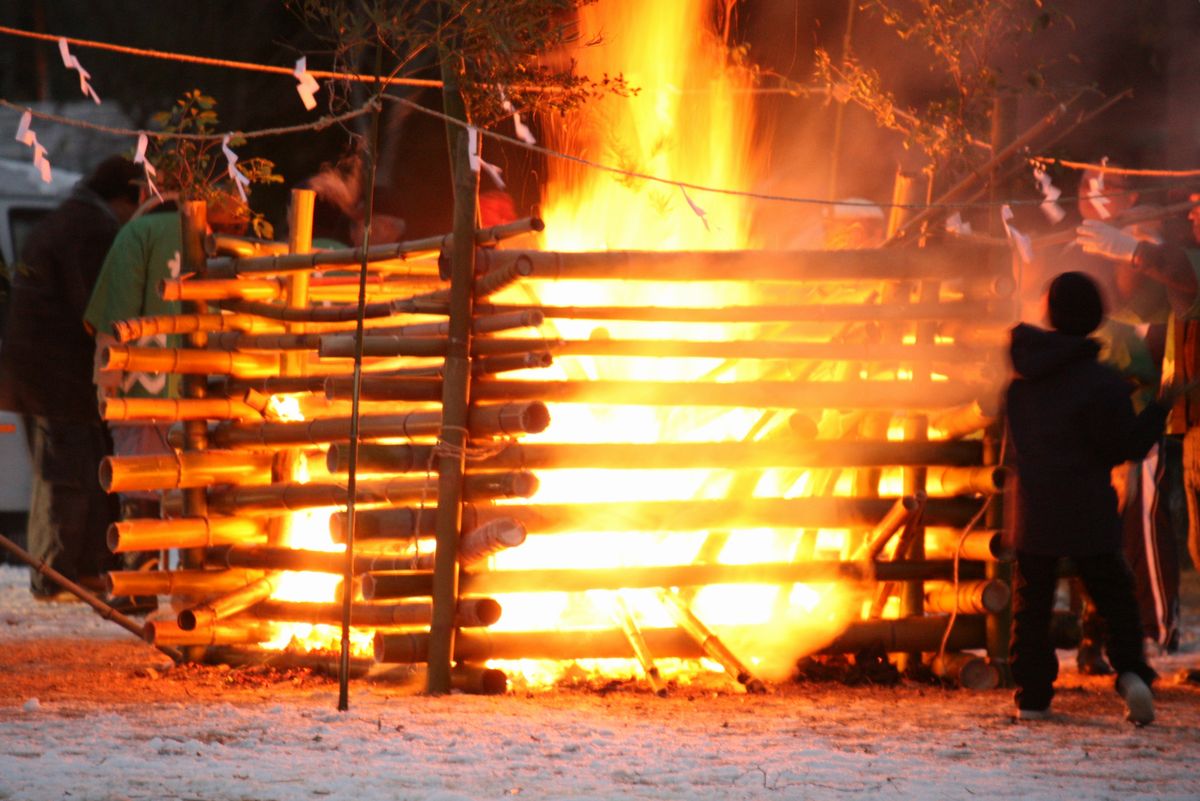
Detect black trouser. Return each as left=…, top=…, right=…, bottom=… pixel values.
left=1011, top=550, right=1156, bottom=711
left=27, top=417, right=120, bottom=595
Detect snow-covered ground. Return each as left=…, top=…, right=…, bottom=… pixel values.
left=1, top=563, right=1199, bottom=801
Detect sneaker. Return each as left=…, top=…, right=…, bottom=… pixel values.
left=1117, top=673, right=1154, bottom=726
left=1015, top=707, right=1051, bottom=721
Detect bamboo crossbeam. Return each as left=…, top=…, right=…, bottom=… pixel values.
left=205, top=470, right=537, bottom=514
left=473, top=244, right=1002, bottom=283
left=930, top=400, right=999, bottom=440
left=112, top=312, right=283, bottom=343
left=334, top=377, right=982, bottom=410
left=100, top=450, right=274, bottom=493
left=361, top=558, right=985, bottom=599
left=145, top=619, right=274, bottom=647
left=472, top=299, right=1009, bottom=324
left=205, top=402, right=550, bottom=448
left=100, top=397, right=264, bottom=423
left=660, top=590, right=766, bottom=692
left=253, top=597, right=502, bottom=628
left=926, top=529, right=1013, bottom=562
left=161, top=277, right=283, bottom=302
left=336, top=496, right=984, bottom=541
left=366, top=310, right=545, bottom=338
left=373, top=616, right=992, bottom=663
left=204, top=217, right=544, bottom=278
left=209, top=232, right=290, bottom=257
left=209, top=332, right=327, bottom=350
left=202, top=544, right=503, bottom=575
left=106, top=568, right=266, bottom=597
left=108, top=516, right=267, bottom=553
left=924, top=579, right=1012, bottom=615
left=102, top=345, right=279, bottom=377
left=178, top=574, right=280, bottom=630
left=400, top=518, right=526, bottom=571
left=925, top=466, right=1008, bottom=496
left=220, top=297, right=400, bottom=323
left=325, top=440, right=986, bottom=474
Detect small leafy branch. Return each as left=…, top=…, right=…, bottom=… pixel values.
left=148, top=90, right=283, bottom=236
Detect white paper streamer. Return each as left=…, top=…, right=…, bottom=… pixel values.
left=680, top=185, right=710, bottom=231
left=1001, top=205, right=1033, bottom=264
left=133, top=133, right=162, bottom=201
left=944, top=211, right=972, bottom=236
left=467, top=126, right=506, bottom=189
left=221, top=134, right=251, bottom=202
left=1033, top=164, right=1065, bottom=223
left=293, top=57, right=319, bottom=111
left=14, top=110, right=52, bottom=183
left=58, top=37, right=100, bottom=104
left=1085, top=157, right=1111, bottom=219
left=500, top=90, right=536, bottom=145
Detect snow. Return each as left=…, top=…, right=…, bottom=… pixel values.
left=1, top=563, right=1199, bottom=801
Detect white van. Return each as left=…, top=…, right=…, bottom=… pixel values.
left=0, top=158, right=81, bottom=546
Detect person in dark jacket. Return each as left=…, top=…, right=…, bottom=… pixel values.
left=0, top=156, right=141, bottom=599
left=1005, top=271, right=1183, bottom=725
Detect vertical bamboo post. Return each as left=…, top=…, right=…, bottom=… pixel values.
left=426, top=53, right=479, bottom=695
left=285, top=189, right=315, bottom=377
left=179, top=201, right=209, bottom=570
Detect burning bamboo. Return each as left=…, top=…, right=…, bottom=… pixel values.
left=660, top=590, right=766, bottom=692
left=205, top=544, right=438, bottom=575
left=220, top=297, right=399, bottom=323
left=209, top=232, right=290, bottom=257
left=100, top=451, right=275, bottom=493
left=924, top=579, right=1012, bottom=615
left=393, top=518, right=527, bottom=571
left=450, top=663, right=509, bottom=695
left=112, top=312, right=282, bottom=343
left=203, top=402, right=550, bottom=448
left=178, top=574, right=280, bottom=631
left=930, top=400, right=999, bottom=441
left=252, top=597, right=501, bottom=628
left=106, top=568, right=266, bottom=597
left=325, top=440, right=986, bottom=474
left=145, top=619, right=274, bottom=647
left=855, top=493, right=924, bottom=561
left=204, top=470, right=537, bottom=514
left=161, top=277, right=283, bottom=302
left=472, top=244, right=1004, bottom=283
left=614, top=594, right=666, bottom=696
left=927, top=529, right=1013, bottom=562
left=102, top=345, right=279, bottom=377
left=100, top=397, right=264, bottom=423
left=108, top=516, right=267, bottom=553
left=361, top=558, right=986, bottom=600
left=925, top=466, right=1008, bottom=497
left=928, top=652, right=1001, bottom=690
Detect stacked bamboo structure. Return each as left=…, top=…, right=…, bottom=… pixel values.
left=94, top=187, right=1023, bottom=696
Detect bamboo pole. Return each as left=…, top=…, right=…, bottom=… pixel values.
left=928, top=651, right=1000, bottom=691
left=253, top=598, right=501, bottom=628
left=208, top=232, right=290, bottom=257
left=161, top=277, right=283, bottom=302
left=204, top=470, right=537, bottom=514
left=179, top=201, right=211, bottom=576
left=336, top=496, right=984, bottom=542
left=205, top=544, right=426, bottom=575
left=325, top=440, right=986, bottom=474
left=145, top=619, right=274, bottom=647
left=930, top=400, right=999, bottom=440
left=450, top=663, right=509, bottom=695
left=108, top=516, right=267, bottom=553
left=220, top=297, right=399, bottom=323
left=660, top=590, right=766, bottom=692
left=925, top=465, right=1008, bottom=496
left=373, top=616, right=992, bottom=663
left=178, top=574, right=280, bottom=630
left=102, top=345, right=279, bottom=377
left=203, top=402, right=550, bottom=448
left=100, top=397, right=263, bottom=423
left=614, top=594, right=666, bottom=696
left=926, top=528, right=1012, bottom=562
left=855, top=493, right=924, bottom=562
left=472, top=244, right=1004, bottom=283
left=112, top=312, right=282, bottom=343
left=100, top=450, right=275, bottom=493
left=361, top=558, right=985, bottom=600
left=106, top=568, right=265, bottom=597
left=924, top=579, right=1011, bottom=615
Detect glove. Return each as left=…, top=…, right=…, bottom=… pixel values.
left=1075, top=219, right=1138, bottom=262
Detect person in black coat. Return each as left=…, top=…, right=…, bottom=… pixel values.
left=1005, top=271, right=1184, bottom=725
left=0, top=156, right=141, bottom=598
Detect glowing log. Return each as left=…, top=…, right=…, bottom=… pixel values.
left=100, top=397, right=263, bottom=423
left=361, top=559, right=986, bottom=600
left=926, top=466, right=1008, bottom=496
left=178, top=574, right=280, bottom=631
left=927, top=529, right=1013, bottom=562
left=473, top=244, right=1002, bottom=283
left=206, top=471, right=536, bottom=515
left=924, top=579, right=1012, bottom=615
left=337, top=496, right=983, bottom=542
left=204, top=217, right=544, bottom=278
left=108, top=516, right=267, bottom=553
left=326, top=440, right=986, bottom=474
left=161, top=277, right=283, bottom=302
left=928, top=652, right=1001, bottom=690
left=474, top=299, right=1010, bottom=324
left=102, top=345, right=278, bottom=377
left=253, top=597, right=501, bottom=628
left=112, top=312, right=282, bottom=343
left=660, top=590, right=766, bottom=693
left=373, top=616, right=994, bottom=664
left=336, top=377, right=980, bottom=410
left=106, top=568, right=265, bottom=597
left=100, top=451, right=274, bottom=493
left=203, top=402, right=550, bottom=448
left=145, top=619, right=273, bottom=647
left=930, top=399, right=1000, bottom=441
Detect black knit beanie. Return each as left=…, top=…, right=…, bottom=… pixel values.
left=83, top=155, right=142, bottom=205
left=1047, top=271, right=1104, bottom=336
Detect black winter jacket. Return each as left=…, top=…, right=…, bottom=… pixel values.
left=1005, top=323, right=1168, bottom=556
